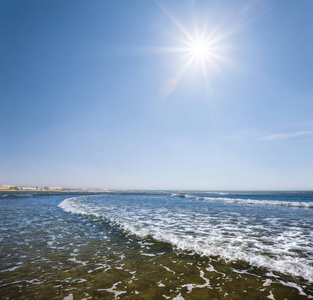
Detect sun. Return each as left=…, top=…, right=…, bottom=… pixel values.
left=150, top=3, right=239, bottom=98
left=188, top=39, right=212, bottom=61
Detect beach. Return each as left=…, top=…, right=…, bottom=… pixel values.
left=1, top=191, right=313, bottom=299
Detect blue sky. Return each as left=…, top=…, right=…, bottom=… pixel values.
left=1, top=0, right=313, bottom=190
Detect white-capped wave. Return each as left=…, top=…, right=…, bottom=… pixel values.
left=0, top=193, right=33, bottom=198
left=58, top=195, right=313, bottom=283
left=173, top=194, right=313, bottom=209
left=58, top=196, right=101, bottom=216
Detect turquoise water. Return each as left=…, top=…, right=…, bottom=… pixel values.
left=1, top=191, right=313, bottom=299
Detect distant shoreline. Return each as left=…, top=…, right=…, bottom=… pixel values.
left=0, top=189, right=312, bottom=193
left=0, top=189, right=109, bottom=192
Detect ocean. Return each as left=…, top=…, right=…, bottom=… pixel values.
left=0, top=191, right=312, bottom=299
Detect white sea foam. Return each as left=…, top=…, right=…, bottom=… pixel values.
left=157, top=281, right=166, bottom=287
left=63, top=294, right=73, bottom=300
left=279, top=281, right=309, bottom=297
left=263, top=279, right=273, bottom=287
left=267, top=291, right=275, bottom=300
left=0, top=265, right=22, bottom=273
left=141, top=252, right=156, bottom=257
left=58, top=195, right=313, bottom=283
left=174, top=194, right=313, bottom=209
left=182, top=270, right=211, bottom=293
left=100, top=281, right=127, bottom=297
left=162, top=265, right=175, bottom=274
left=172, top=293, right=184, bottom=300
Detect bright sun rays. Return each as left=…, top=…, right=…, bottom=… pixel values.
left=156, top=24, right=227, bottom=99
left=189, top=39, right=212, bottom=61
left=152, top=3, right=241, bottom=99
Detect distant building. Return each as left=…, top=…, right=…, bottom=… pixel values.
left=0, top=185, right=64, bottom=191
left=49, top=187, right=62, bottom=191
left=20, top=186, right=37, bottom=191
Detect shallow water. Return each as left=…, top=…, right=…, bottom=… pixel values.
left=1, top=191, right=313, bottom=299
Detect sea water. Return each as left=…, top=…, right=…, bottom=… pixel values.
left=0, top=191, right=312, bottom=299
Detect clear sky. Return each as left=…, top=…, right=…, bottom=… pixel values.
left=1, top=0, right=313, bottom=190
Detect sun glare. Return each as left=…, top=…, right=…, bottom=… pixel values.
left=152, top=3, right=238, bottom=98
left=189, top=39, right=212, bottom=61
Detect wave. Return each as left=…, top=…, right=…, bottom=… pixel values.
left=0, top=193, right=33, bottom=198
left=170, top=193, right=185, bottom=198
left=58, top=195, right=313, bottom=283
left=172, top=194, right=313, bottom=208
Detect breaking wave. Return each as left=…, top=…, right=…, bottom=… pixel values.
left=58, top=194, right=313, bottom=283
left=171, top=193, right=313, bottom=208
